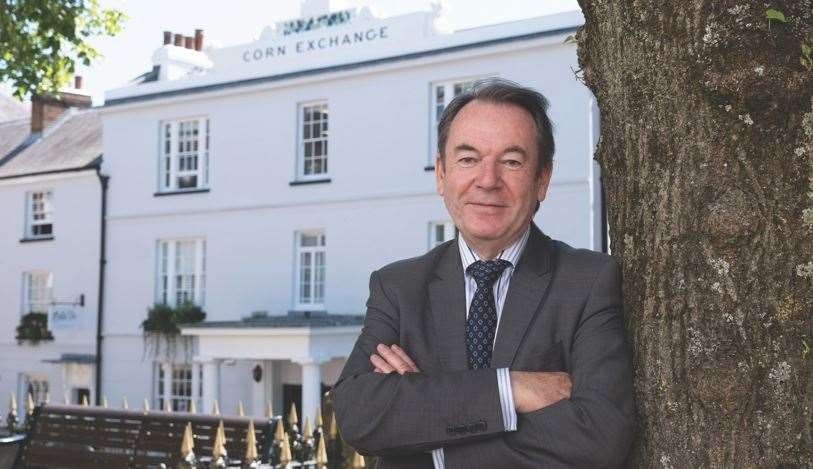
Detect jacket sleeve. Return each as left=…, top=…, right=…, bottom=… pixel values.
left=442, top=258, right=635, bottom=468
left=331, top=270, right=509, bottom=457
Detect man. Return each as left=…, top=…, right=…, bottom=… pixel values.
left=332, top=79, right=634, bottom=468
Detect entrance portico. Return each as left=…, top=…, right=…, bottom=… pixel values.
left=182, top=312, right=362, bottom=423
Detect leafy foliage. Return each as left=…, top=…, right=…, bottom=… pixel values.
left=141, top=302, right=206, bottom=358
left=142, top=301, right=206, bottom=334
left=15, top=312, right=54, bottom=345
left=0, top=0, right=125, bottom=98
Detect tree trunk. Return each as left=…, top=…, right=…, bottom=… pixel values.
left=576, top=1, right=812, bottom=466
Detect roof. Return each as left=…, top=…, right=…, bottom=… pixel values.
left=0, top=108, right=102, bottom=179
left=105, top=9, right=583, bottom=107
left=0, top=94, right=29, bottom=122
left=184, top=311, right=364, bottom=329
left=0, top=119, right=33, bottom=165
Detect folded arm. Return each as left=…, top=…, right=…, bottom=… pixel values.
left=442, top=258, right=635, bottom=468
left=332, top=270, right=508, bottom=457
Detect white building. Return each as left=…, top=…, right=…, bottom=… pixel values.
left=98, top=3, right=599, bottom=424
left=0, top=89, right=104, bottom=420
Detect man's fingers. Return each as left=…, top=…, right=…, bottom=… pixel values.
left=370, top=354, right=395, bottom=373
left=376, top=344, right=410, bottom=374
left=390, top=344, right=420, bottom=372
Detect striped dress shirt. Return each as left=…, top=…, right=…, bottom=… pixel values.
left=431, top=225, right=530, bottom=469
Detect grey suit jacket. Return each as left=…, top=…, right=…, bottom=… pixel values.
left=332, top=224, right=635, bottom=469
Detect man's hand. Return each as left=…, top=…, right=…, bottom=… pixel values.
left=370, top=343, right=420, bottom=375
left=510, top=371, right=572, bottom=413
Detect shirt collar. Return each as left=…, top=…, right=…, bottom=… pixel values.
left=457, top=224, right=531, bottom=271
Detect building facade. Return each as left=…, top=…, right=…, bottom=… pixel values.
left=0, top=91, right=104, bottom=420
left=96, top=4, right=598, bottom=425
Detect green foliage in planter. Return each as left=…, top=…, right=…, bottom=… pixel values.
left=15, top=312, right=54, bottom=345
left=141, top=302, right=205, bottom=357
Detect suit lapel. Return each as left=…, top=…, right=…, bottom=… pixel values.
left=491, top=224, right=555, bottom=369
left=427, top=241, right=469, bottom=371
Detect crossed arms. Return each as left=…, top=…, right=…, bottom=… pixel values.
left=331, top=259, right=635, bottom=468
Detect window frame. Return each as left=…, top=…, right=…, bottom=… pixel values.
left=296, top=101, right=329, bottom=181
left=428, top=76, right=494, bottom=166
left=154, top=363, right=200, bottom=412
left=293, top=230, right=326, bottom=311
left=155, top=238, right=206, bottom=307
left=158, top=116, right=211, bottom=193
left=428, top=221, right=456, bottom=249
left=23, top=374, right=49, bottom=405
left=24, top=190, right=54, bottom=239
left=21, top=271, right=53, bottom=316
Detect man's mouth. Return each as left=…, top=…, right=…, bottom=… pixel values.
left=468, top=202, right=507, bottom=208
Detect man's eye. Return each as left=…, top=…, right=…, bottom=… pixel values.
left=458, top=157, right=476, bottom=166
left=503, top=160, right=522, bottom=168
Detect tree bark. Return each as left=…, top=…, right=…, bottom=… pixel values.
left=576, top=1, right=812, bottom=466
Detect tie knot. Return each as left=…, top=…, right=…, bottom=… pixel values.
left=466, top=259, right=512, bottom=288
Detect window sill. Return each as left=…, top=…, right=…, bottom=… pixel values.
left=424, top=165, right=435, bottom=172
left=20, top=236, right=55, bottom=243
left=289, top=178, right=331, bottom=186
left=154, top=188, right=210, bottom=197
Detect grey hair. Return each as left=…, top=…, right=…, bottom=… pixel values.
left=438, top=78, right=556, bottom=213
left=436, top=78, right=555, bottom=175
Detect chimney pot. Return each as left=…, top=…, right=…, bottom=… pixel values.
left=194, top=29, right=204, bottom=51
left=163, top=31, right=172, bottom=45
left=184, top=36, right=194, bottom=49
left=74, top=76, right=82, bottom=89
left=173, top=33, right=183, bottom=46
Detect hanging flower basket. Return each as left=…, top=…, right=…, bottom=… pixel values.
left=141, top=302, right=205, bottom=358
left=15, top=312, right=54, bottom=345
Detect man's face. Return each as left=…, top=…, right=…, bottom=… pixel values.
left=435, top=100, right=552, bottom=249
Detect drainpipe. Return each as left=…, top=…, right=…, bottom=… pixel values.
left=94, top=163, right=109, bottom=405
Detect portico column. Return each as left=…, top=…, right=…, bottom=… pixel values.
left=295, top=358, right=323, bottom=424
left=191, top=362, right=201, bottom=412
left=201, top=359, right=220, bottom=414
left=160, top=362, right=171, bottom=410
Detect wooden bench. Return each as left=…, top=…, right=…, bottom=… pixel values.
left=13, top=404, right=276, bottom=468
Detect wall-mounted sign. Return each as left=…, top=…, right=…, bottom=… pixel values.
left=50, top=306, right=82, bottom=329
left=242, top=26, right=390, bottom=63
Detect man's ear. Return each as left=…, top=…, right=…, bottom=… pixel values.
left=435, top=155, right=445, bottom=196
left=536, top=165, right=553, bottom=203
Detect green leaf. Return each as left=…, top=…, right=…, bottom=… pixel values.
left=764, top=9, right=787, bottom=22
left=564, top=34, right=578, bottom=44
left=802, top=43, right=812, bottom=57
left=0, top=0, right=125, bottom=98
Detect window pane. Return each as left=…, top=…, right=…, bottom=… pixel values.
left=301, top=234, right=319, bottom=247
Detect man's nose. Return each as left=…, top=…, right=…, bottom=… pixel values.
left=474, top=159, right=501, bottom=189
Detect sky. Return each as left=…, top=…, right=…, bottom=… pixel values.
left=3, top=0, right=581, bottom=105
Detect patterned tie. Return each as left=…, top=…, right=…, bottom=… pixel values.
left=465, top=259, right=512, bottom=369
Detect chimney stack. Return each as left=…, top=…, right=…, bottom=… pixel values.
left=173, top=33, right=183, bottom=46
left=194, top=29, right=204, bottom=51
left=31, top=89, right=91, bottom=133
left=74, top=76, right=82, bottom=90
left=184, top=36, right=194, bottom=49
left=163, top=31, right=172, bottom=45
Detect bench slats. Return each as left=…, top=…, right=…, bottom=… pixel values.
left=16, top=404, right=275, bottom=468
